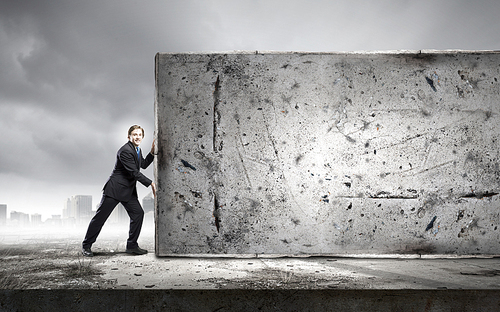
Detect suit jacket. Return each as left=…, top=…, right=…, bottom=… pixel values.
left=103, top=141, right=154, bottom=202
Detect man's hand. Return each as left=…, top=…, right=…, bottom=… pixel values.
left=151, top=182, right=156, bottom=197
left=150, top=139, right=156, bottom=155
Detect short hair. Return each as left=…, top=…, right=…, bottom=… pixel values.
left=128, top=125, right=145, bottom=138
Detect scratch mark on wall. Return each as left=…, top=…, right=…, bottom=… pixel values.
left=419, top=160, right=455, bottom=175
left=369, top=193, right=419, bottom=199
left=235, top=136, right=253, bottom=189
left=420, top=138, right=434, bottom=171
left=461, top=191, right=499, bottom=199
left=261, top=109, right=280, bottom=160
left=213, top=194, right=221, bottom=233
left=399, top=160, right=455, bottom=177
left=241, top=155, right=272, bottom=168
left=213, top=75, right=221, bottom=152
left=259, top=109, right=307, bottom=216
left=366, top=110, right=490, bottom=157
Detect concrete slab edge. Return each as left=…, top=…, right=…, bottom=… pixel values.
left=155, top=253, right=500, bottom=259
left=156, top=49, right=500, bottom=55
left=1, top=289, right=499, bottom=311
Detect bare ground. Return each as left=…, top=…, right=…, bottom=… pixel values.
left=0, top=225, right=155, bottom=289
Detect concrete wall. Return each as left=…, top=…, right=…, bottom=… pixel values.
left=154, top=51, right=500, bottom=256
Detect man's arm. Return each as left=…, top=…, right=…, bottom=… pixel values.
left=150, top=182, right=156, bottom=197
left=119, top=148, right=152, bottom=187
left=140, top=139, right=155, bottom=169
left=149, top=139, right=156, bottom=196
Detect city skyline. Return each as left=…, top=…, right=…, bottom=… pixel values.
left=0, top=191, right=154, bottom=225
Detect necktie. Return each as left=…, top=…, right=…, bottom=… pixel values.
left=136, top=147, right=140, bottom=160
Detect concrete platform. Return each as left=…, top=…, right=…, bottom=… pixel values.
left=0, top=227, right=499, bottom=310
left=97, top=253, right=500, bottom=290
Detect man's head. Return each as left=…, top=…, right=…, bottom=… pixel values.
left=128, top=125, right=144, bottom=147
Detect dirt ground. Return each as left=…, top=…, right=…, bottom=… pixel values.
left=0, top=225, right=153, bottom=289
left=0, top=227, right=361, bottom=290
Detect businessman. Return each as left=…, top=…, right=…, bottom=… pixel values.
left=82, top=125, right=156, bottom=257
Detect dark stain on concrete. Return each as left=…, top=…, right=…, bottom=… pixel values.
left=461, top=191, right=499, bottom=199
left=399, top=243, right=436, bottom=255
left=180, top=159, right=196, bottom=171
left=190, top=190, right=202, bottom=198
left=213, top=195, right=221, bottom=233
left=425, top=216, right=437, bottom=231
left=425, top=77, right=437, bottom=92
left=295, top=154, right=304, bottom=165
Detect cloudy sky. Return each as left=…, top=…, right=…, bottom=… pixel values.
left=1, top=0, right=499, bottom=220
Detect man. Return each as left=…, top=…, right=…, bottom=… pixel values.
left=82, top=125, right=156, bottom=257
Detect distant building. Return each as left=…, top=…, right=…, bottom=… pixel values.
left=74, top=195, right=92, bottom=224
left=31, top=213, right=42, bottom=226
left=63, top=198, right=71, bottom=219
left=10, top=211, right=30, bottom=227
left=62, top=216, right=76, bottom=227
left=64, top=195, right=92, bottom=225
left=45, top=215, right=62, bottom=227
left=0, top=204, right=6, bottom=226
left=108, top=203, right=128, bottom=224
left=142, top=192, right=154, bottom=214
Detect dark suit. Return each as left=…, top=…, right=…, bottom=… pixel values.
left=83, top=141, right=154, bottom=250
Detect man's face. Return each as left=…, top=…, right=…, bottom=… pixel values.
left=129, top=129, right=143, bottom=147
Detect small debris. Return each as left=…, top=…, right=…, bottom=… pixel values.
left=321, top=194, right=330, bottom=203
left=426, top=216, right=437, bottom=231
left=180, top=159, right=197, bottom=171
left=425, top=76, right=437, bottom=92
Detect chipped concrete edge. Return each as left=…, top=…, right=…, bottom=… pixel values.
left=155, top=253, right=500, bottom=259
left=155, top=49, right=500, bottom=56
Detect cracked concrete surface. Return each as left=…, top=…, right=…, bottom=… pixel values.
left=1, top=226, right=499, bottom=290
left=100, top=254, right=500, bottom=290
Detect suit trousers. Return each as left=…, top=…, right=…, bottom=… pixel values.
left=82, top=195, right=144, bottom=250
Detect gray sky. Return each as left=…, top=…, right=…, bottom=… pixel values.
left=1, top=0, right=499, bottom=220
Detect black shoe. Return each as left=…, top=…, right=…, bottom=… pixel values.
left=82, top=247, right=93, bottom=257
left=126, top=246, right=148, bottom=255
